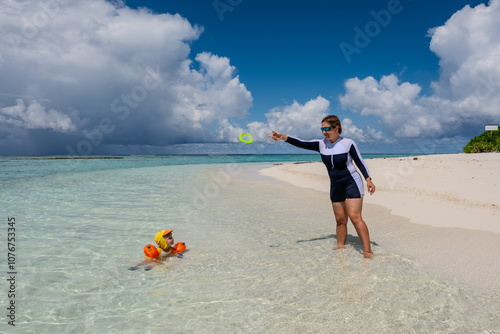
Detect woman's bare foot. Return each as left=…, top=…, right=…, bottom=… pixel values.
left=363, top=250, right=374, bottom=259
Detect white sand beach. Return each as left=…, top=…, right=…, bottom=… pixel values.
left=260, top=153, right=500, bottom=314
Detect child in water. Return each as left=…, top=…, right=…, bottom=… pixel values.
left=154, top=229, right=175, bottom=255
left=154, top=229, right=187, bottom=258
left=129, top=230, right=187, bottom=271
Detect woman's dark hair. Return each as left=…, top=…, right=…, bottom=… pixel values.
left=321, top=115, right=342, bottom=134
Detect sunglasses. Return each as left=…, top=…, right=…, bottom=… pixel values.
left=321, top=127, right=334, bottom=132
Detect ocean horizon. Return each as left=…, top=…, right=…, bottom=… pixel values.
left=0, top=153, right=419, bottom=184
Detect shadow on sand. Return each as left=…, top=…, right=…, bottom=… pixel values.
left=295, top=233, right=379, bottom=251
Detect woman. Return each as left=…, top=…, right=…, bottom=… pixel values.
left=268, top=115, right=375, bottom=257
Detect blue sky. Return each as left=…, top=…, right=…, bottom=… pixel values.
left=1, top=0, right=499, bottom=155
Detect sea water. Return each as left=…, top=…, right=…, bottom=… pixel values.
left=1, top=155, right=499, bottom=333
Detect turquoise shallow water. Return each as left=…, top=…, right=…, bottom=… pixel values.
left=1, top=155, right=499, bottom=333
left=0, top=153, right=413, bottom=184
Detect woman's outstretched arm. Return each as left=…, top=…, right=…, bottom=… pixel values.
left=269, top=131, right=321, bottom=152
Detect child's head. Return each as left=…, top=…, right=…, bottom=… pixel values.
left=143, top=244, right=160, bottom=259
left=154, top=230, right=174, bottom=250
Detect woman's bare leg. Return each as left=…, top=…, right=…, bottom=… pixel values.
left=345, top=198, right=373, bottom=257
left=332, top=201, right=348, bottom=249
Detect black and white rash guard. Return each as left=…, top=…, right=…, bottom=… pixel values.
left=286, top=136, right=371, bottom=202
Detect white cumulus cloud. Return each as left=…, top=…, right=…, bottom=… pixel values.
left=0, top=0, right=252, bottom=154
left=215, top=95, right=385, bottom=145
left=240, top=96, right=331, bottom=142
left=339, top=0, right=500, bottom=141
left=0, top=99, right=76, bottom=132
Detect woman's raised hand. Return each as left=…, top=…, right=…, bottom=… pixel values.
left=268, top=130, right=286, bottom=141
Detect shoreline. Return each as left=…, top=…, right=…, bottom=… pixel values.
left=258, top=153, right=500, bottom=315
left=261, top=153, right=500, bottom=234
